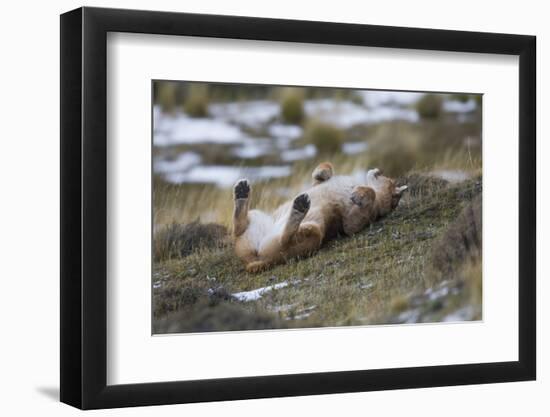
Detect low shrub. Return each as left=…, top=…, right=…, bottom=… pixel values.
left=431, top=195, right=482, bottom=277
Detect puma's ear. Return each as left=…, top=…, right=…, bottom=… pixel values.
left=394, top=185, right=408, bottom=195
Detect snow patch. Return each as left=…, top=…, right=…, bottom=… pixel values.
left=268, top=124, right=303, bottom=140
left=154, top=115, right=248, bottom=146
left=443, top=99, right=477, bottom=113
left=360, top=91, right=425, bottom=107
left=232, top=282, right=289, bottom=302
left=209, top=100, right=280, bottom=128
left=164, top=165, right=292, bottom=187
left=154, top=152, right=202, bottom=174
left=342, top=141, right=368, bottom=154
left=280, top=145, right=317, bottom=162
left=304, top=99, right=418, bottom=128
left=431, top=170, right=471, bottom=183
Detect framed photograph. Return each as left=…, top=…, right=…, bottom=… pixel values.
left=60, top=6, right=536, bottom=409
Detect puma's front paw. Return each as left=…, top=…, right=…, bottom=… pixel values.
left=234, top=179, right=250, bottom=199
left=351, top=186, right=375, bottom=208
left=293, top=193, right=311, bottom=214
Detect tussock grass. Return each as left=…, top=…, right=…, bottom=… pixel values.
left=416, top=94, right=443, bottom=119
left=183, top=84, right=209, bottom=117
left=431, top=195, right=482, bottom=278
left=304, top=120, right=344, bottom=154
left=280, top=88, right=305, bottom=124
left=154, top=221, right=228, bottom=262
left=364, top=120, right=482, bottom=177
left=157, top=82, right=178, bottom=113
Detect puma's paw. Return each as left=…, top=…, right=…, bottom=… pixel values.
left=234, top=179, right=250, bottom=199
left=351, top=186, right=376, bottom=207
left=293, top=193, right=311, bottom=214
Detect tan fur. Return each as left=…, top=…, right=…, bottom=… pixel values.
left=233, top=163, right=407, bottom=272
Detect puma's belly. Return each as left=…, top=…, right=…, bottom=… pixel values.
left=306, top=175, right=357, bottom=208
left=269, top=175, right=360, bottom=237
left=303, top=176, right=358, bottom=237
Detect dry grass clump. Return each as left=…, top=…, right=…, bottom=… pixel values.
left=431, top=195, right=482, bottom=277
left=183, top=84, right=209, bottom=117
left=153, top=280, right=209, bottom=318
left=416, top=94, right=443, bottom=119
left=154, top=221, right=228, bottom=262
left=280, top=88, right=305, bottom=124
left=399, top=173, right=449, bottom=198
left=365, top=123, right=419, bottom=176
left=157, top=82, right=178, bottom=113
left=364, top=118, right=482, bottom=178
left=304, top=121, right=344, bottom=154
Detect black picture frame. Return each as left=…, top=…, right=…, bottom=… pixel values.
left=60, top=6, right=536, bottom=410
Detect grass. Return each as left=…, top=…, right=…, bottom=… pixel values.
left=154, top=221, right=229, bottom=262
left=153, top=172, right=483, bottom=333
left=364, top=119, right=482, bottom=177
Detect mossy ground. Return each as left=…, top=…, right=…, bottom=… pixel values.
left=153, top=174, right=482, bottom=334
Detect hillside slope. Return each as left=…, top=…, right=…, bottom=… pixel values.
left=153, top=173, right=482, bottom=333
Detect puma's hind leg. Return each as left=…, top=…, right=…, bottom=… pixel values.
left=245, top=195, right=319, bottom=273
left=280, top=193, right=311, bottom=247
left=343, top=185, right=376, bottom=236
left=312, top=162, right=334, bottom=185
left=233, top=179, right=250, bottom=237
left=285, top=221, right=323, bottom=259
